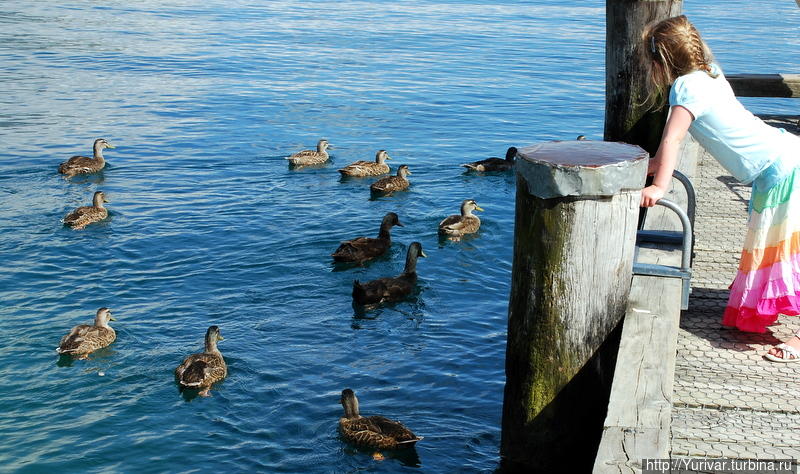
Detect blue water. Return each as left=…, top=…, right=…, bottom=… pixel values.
left=0, top=1, right=797, bottom=472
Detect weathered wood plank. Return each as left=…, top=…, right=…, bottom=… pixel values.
left=595, top=426, right=668, bottom=473
left=727, top=73, right=800, bottom=98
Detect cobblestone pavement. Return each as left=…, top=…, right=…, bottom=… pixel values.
left=671, top=133, right=800, bottom=461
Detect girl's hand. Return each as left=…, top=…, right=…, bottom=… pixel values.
left=641, top=184, right=665, bottom=207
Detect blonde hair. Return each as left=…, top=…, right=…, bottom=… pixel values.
left=641, top=15, right=717, bottom=109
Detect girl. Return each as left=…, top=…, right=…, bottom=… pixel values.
left=641, top=15, right=800, bottom=362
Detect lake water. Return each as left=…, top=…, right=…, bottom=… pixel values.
left=0, top=1, right=797, bottom=472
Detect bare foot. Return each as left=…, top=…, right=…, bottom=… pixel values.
left=767, top=335, right=800, bottom=360
left=198, top=389, right=211, bottom=397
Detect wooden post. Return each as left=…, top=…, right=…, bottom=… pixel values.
left=605, top=0, right=682, bottom=154
left=501, top=140, right=648, bottom=472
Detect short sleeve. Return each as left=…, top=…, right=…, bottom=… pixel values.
left=669, top=73, right=708, bottom=119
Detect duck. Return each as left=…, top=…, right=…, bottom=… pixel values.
left=339, top=388, right=423, bottom=450
left=438, top=199, right=483, bottom=239
left=370, top=165, right=411, bottom=194
left=58, top=138, right=115, bottom=177
left=56, top=307, right=116, bottom=359
left=461, top=146, right=517, bottom=172
left=352, top=241, right=426, bottom=306
left=286, top=139, right=331, bottom=166
left=332, top=212, right=403, bottom=264
left=338, top=150, right=391, bottom=177
left=63, top=191, right=109, bottom=230
left=175, top=325, right=227, bottom=397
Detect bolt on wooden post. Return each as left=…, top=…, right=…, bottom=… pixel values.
left=501, top=140, right=648, bottom=472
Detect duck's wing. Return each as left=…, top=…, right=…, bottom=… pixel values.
left=438, top=214, right=461, bottom=229
left=64, top=207, right=107, bottom=229
left=57, top=324, right=91, bottom=353
left=366, top=416, right=420, bottom=443
left=59, top=155, right=98, bottom=174
left=333, top=237, right=387, bottom=261
left=176, top=353, right=226, bottom=387
left=57, top=325, right=114, bottom=354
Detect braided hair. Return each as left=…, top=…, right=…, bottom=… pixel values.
left=641, top=15, right=718, bottom=109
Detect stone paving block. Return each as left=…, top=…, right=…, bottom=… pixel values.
left=672, top=147, right=800, bottom=462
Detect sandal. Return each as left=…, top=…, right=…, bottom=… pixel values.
left=765, top=343, right=800, bottom=363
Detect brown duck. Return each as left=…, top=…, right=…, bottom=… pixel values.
left=352, top=242, right=426, bottom=306
left=58, top=138, right=115, bottom=177
left=331, top=212, right=403, bottom=264
left=175, top=326, right=227, bottom=397
left=64, top=191, right=109, bottom=230
left=338, top=150, right=391, bottom=177
left=56, top=307, right=116, bottom=359
left=339, top=388, right=423, bottom=450
left=286, top=139, right=331, bottom=166
left=438, top=199, right=483, bottom=239
left=461, top=146, right=517, bottom=172
left=370, top=165, right=411, bottom=194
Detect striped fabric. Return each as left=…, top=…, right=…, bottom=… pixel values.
left=723, top=168, right=800, bottom=332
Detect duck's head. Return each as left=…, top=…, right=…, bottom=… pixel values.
left=408, top=241, right=427, bottom=259
left=576, top=135, right=587, bottom=141
left=92, top=191, right=109, bottom=206
left=461, top=199, right=484, bottom=215
left=340, top=388, right=360, bottom=418
left=397, top=164, right=411, bottom=178
left=206, top=325, right=223, bottom=343
left=382, top=212, right=404, bottom=228
left=318, top=139, right=332, bottom=151
left=94, top=138, right=115, bottom=150
left=376, top=150, right=391, bottom=163
left=95, top=307, right=115, bottom=327
left=505, top=146, right=518, bottom=162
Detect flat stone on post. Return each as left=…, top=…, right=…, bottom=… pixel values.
left=516, top=140, right=648, bottom=199
left=501, top=140, right=648, bottom=472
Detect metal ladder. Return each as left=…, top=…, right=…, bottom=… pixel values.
left=632, top=170, right=696, bottom=310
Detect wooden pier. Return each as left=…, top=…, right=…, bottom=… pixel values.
left=595, top=112, right=800, bottom=471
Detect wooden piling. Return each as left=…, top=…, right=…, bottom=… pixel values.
left=500, top=140, right=648, bottom=472
left=605, top=0, right=683, bottom=154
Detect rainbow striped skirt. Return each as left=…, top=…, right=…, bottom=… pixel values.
left=723, top=167, right=800, bottom=332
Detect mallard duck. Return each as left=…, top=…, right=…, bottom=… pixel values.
left=576, top=135, right=587, bottom=140
left=175, top=325, right=227, bottom=397
left=339, top=388, right=423, bottom=450
left=64, top=191, right=109, bottom=230
left=461, top=146, right=517, bottom=172
left=286, top=139, right=331, bottom=166
left=338, top=150, right=391, bottom=177
left=352, top=241, right=426, bottom=306
left=370, top=165, right=411, bottom=194
left=56, top=307, right=116, bottom=359
left=332, top=212, right=403, bottom=264
left=58, top=138, right=115, bottom=177
left=438, top=199, right=483, bottom=239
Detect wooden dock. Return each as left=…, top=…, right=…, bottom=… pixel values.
left=595, top=115, right=800, bottom=472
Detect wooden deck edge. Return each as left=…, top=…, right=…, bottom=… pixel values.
left=593, top=275, right=682, bottom=473
left=593, top=135, right=702, bottom=473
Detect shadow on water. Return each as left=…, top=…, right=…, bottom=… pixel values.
left=62, top=170, right=106, bottom=185
left=56, top=354, right=75, bottom=367
left=437, top=230, right=481, bottom=247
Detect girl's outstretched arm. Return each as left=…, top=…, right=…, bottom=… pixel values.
left=641, top=105, right=694, bottom=207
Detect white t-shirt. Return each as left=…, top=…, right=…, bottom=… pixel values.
left=669, top=64, right=799, bottom=185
